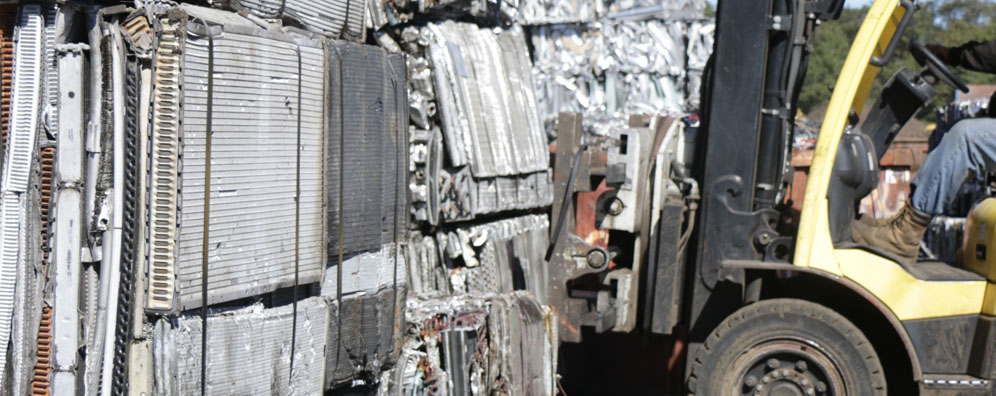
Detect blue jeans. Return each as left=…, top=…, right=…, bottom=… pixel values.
left=911, top=118, right=996, bottom=215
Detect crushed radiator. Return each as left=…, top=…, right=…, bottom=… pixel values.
left=170, top=5, right=327, bottom=310
left=153, top=297, right=330, bottom=395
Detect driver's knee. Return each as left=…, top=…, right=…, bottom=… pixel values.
left=943, top=118, right=993, bottom=145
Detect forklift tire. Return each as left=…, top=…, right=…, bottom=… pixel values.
left=687, top=298, right=886, bottom=396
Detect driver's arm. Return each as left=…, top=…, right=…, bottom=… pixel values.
left=932, top=40, right=996, bottom=74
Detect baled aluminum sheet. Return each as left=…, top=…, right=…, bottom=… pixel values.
left=530, top=19, right=714, bottom=122
left=155, top=297, right=329, bottom=395
left=320, top=244, right=406, bottom=299
left=422, top=22, right=548, bottom=180
left=325, top=286, right=406, bottom=389
left=232, top=0, right=366, bottom=40
left=0, top=5, right=44, bottom=386
left=175, top=5, right=326, bottom=310
left=326, top=41, right=409, bottom=261
left=430, top=215, right=550, bottom=300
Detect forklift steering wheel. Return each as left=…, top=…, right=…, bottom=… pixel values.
left=910, top=38, right=969, bottom=93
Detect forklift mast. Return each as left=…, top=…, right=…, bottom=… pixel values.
left=688, top=0, right=844, bottom=338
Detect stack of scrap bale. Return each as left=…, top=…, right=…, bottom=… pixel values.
left=524, top=0, right=714, bottom=130
left=370, top=1, right=561, bottom=394
left=1, top=2, right=409, bottom=395
left=0, top=0, right=713, bottom=395
left=370, top=0, right=709, bottom=393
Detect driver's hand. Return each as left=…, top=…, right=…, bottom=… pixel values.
left=926, top=44, right=952, bottom=64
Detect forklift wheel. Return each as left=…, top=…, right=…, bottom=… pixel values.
left=687, top=299, right=886, bottom=396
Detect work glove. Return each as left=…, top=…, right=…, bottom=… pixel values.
left=925, top=43, right=952, bottom=64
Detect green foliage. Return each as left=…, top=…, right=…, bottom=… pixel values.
left=798, top=0, right=996, bottom=121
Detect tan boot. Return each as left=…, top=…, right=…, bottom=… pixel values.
left=850, top=200, right=933, bottom=264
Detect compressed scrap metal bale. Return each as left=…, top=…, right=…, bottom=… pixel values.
left=685, top=21, right=714, bottom=110
left=530, top=19, right=712, bottom=122
left=409, top=127, right=442, bottom=225
left=320, top=244, right=407, bottom=388
left=367, top=0, right=520, bottom=31
left=326, top=40, right=409, bottom=261
left=518, top=0, right=705, bottom=24
left=229, top=0, right=366, bottom=41
left=0, top=4, right=45, bottom=389
left=153, top=297, right=329, bottom=395
left=324, top=287, right=406, bottom=389
left=379, top=293, right=558, bottom=396
left=422, top=22, right=548, bottom=178
left=434, top=215, right=550, bottom=300
left=164, top=5, right=326, bottom=310
left=407, top=233, right=450, bottom=295
left=404, top=23, right=550, bottom=224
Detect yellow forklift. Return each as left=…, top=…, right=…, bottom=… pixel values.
left=549, top=0, right=996, bottom=394
left=683, top=0, right=995, bottom=394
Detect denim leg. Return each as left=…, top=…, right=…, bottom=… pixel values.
left=911, top=118, right=996, bottom=215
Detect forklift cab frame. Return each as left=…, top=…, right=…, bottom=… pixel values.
left=685, top=0, right=996, bottom=394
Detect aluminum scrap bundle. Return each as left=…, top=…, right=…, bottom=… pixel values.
left=379, top=293, right=558, bottom=396
left=367, top=0, right=521, bottom=31
left=153, top=297, right=329, bottom=395
left=0, top=4, right=48, bottom=393
left=421, top=22, right=547, bottom=178
left=530, top=19, right=707, bottom=124
left=326, top=40, right=409, bottom=260
left=518, top=0, right=704, bottom=24
left=319, top=244, right=407, bottom=388
left=404, top=22, right=551, bottom=224
left=230, top=0, right=367, bottom=40
left=685, top=21, right=714, bottom=109
left=158, top=5, right=327, bottom=311
left=405, top=215, right=550, bottom=301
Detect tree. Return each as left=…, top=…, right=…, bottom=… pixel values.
left=798, top=0, right=996, bottom=121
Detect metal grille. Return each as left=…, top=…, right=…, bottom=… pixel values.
left=327, top=41, right=408, bottom=259
left=233, top=0, right=366, bottom=40
left=1, top=4, right=15, bottom=162
left=3, top=4, right=43, bottom=194
left=157, top=298, right=329, bottom=395
left=175, top=7, right=326, bottom=309
left=0, top=5, right=43, bottom=385
left=146, top=16, right=181, bottom=312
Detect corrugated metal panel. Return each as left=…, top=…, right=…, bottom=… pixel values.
left=424, top=22, right=549, bottom=180
left=325, top=287, right=406, bottom=389
left=3, top=4, right=43, bottom=194
left=147, top=14, right=181, bottom=312
left=155, top=297, right=329, bottom=395
left=175, top=6, right=326, bottom=310
left=1, top=4, right=14, bottom=160
left=0, top=5, right=44, bottom=385
left=327, top=41, right=408, bottom=260
left=232, top=0, right=366, bottom=40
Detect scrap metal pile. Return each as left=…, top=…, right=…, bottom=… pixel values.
left=0, top=0, right=711, bottom=395
left=0, top=2, right=408, bottom=395
left=528, top=10, right=714, bottom=129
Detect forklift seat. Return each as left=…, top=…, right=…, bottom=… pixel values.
left=828, top=132, right=880, bottom=244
